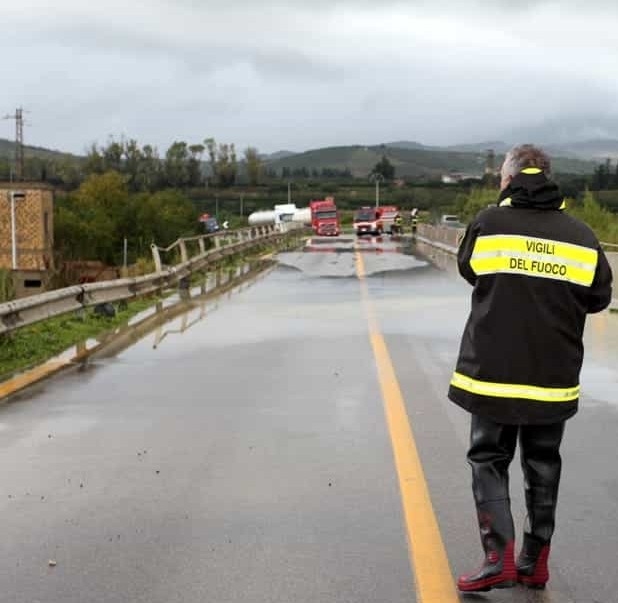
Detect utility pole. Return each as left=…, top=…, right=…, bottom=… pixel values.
left=370, top=173, right=384, bottom=208
left=240, top=193, right=244, bottom=217
left=287, top=181, right=291, bottom=204
left=3, top=107, right=27, bottom=181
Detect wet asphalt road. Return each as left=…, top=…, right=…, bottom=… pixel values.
left=1, top=236, right=617, bottom=603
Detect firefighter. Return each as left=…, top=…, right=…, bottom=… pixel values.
left=410, top=208, right=418, bottom=232
left=392, top=213, right=403, bottom=235
left=450, top=145, right=613, bottom=592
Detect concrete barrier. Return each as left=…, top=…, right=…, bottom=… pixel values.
left=416, top=223, right=465, bottom=253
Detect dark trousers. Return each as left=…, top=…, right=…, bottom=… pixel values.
left=468, top=414, right=566, bottom=543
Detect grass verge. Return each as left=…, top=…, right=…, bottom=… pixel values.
left=0, top=296, right=159, bottom=382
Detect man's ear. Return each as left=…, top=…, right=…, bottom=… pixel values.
left=500, top=173, right=513, bottom=191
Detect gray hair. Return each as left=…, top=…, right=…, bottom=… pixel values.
left=502, top=144, right=552, bottom=178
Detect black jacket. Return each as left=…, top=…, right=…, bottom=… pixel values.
left=448, top=171, right=613, bottom=424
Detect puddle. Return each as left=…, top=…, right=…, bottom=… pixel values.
left=278, top=235, right=428, bottom=278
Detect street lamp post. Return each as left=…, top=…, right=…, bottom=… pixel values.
left=370, top=173, right=384, bottom=208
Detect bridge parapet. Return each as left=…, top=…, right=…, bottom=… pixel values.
left=0, top=224, right=304, bottom=335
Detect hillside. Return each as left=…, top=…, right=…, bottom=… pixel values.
left=0, top=138, right=79, bottom=161
left=265, top=144, right=597, bottom=178
left=0, top=136, right=604, bottom=179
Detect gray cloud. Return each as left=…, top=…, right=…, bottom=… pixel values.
left=1, top=1, right=617, bottom=154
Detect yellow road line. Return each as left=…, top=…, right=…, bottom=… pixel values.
left=0, top=360, right=70, bottom=401
left=355, top=250, right=458, bottom=603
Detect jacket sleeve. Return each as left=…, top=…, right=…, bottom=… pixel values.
left=587, top=245, right=613, bottom=313
left=457, top=221, right=480, bottom=286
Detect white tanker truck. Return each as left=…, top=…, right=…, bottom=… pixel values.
left=248, top=204, right=312, bottom=227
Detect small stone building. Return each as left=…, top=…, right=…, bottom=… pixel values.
left=0, top=183, right=54, bottom=298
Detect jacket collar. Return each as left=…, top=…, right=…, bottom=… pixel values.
left=498, top=168, right=565, bottom=210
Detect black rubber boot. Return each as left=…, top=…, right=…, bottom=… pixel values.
left=517, top=422, right=565, bottom=589
left=458, top=416, right=518, bottom=592
left=516, top=533, right=550, bottom=589
left=457, top=500, right=517, bottom=592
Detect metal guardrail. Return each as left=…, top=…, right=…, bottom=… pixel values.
left=0, top=224, right=297, bottom=336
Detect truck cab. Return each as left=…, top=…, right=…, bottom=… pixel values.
left=353, top=207, right=382, bottom=236
left=310, top=198, right=340, bottom=236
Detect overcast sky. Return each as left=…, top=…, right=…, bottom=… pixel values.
left=2, top=0, right=618, bottom=155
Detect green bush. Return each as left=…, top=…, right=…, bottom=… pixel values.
left=0, top=269, right=15, bottom=303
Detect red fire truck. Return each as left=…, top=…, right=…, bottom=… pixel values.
left=353, top=207, right=382, bottom=236
left=309, top=197, right=340, bottom=236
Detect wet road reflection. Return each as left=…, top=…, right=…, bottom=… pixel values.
left=278, top=235, right=428, bottom=278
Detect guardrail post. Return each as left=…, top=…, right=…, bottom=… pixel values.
left=179, top=240, right=188, bottom=264
left=198, top=238, right=206, bottom=255
left=151, top=244, right=163, bottom=273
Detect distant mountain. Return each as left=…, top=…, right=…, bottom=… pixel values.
left=444, top=141, right=511, bottom=154
left=0, top=134, right=605, bottom=180
left=503, top=114, right=618, bottom=156
left=265, top=145, right=380, bottom=177
left=513, top=119, right=618, bottom=145
left=264, top=143, right=597, bottom=178
left=547, top=139, right=618, bottom=160
left=384, top=134, right=616, bottom=166
left=262, top=150, right=297, bottom=161
left=0, top=137, right=79, bottom=160
left=382, top=140, right=429, bottom=151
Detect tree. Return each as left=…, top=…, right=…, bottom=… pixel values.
left=244, top=146, right=262, bottom=186
left=123, top=139, right=143, bottom=192
left=54, top=172, right=200, bottom=266
left=134, top=190, right=197, bottom=248
left=188, top=144, right=205, bottom=187
left=138, top=144, right=163, bottom=191
left=371, top=154, right=395, bottom=180
left=203, top=138, right=238, bottom=187
left=56, top=171, right=130, bottom=263
left=84, top=143, right=105, bottom=175
left=457, top=187, right=499, bottom=222
left=164, top=141, right=190, bottom=188
left=593, top=158, right=612, bottom=190
left=204, top=137, right=217, bottom=185
left=102, top=138, right=124, bottom=172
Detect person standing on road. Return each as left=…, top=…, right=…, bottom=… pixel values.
left=449, top=144, right=613, bottom=593
left=393, top=213, right=403, bottom=235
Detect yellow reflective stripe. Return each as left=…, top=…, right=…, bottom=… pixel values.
left=521, top=167, right=542, bottom=174
left=472, top=235, right=597, bottom=265
left=559, top=199, right=567, bottom=210
left=451, top=372, right=579, bottom=402
left=469, top=255, right=594, bottom=286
